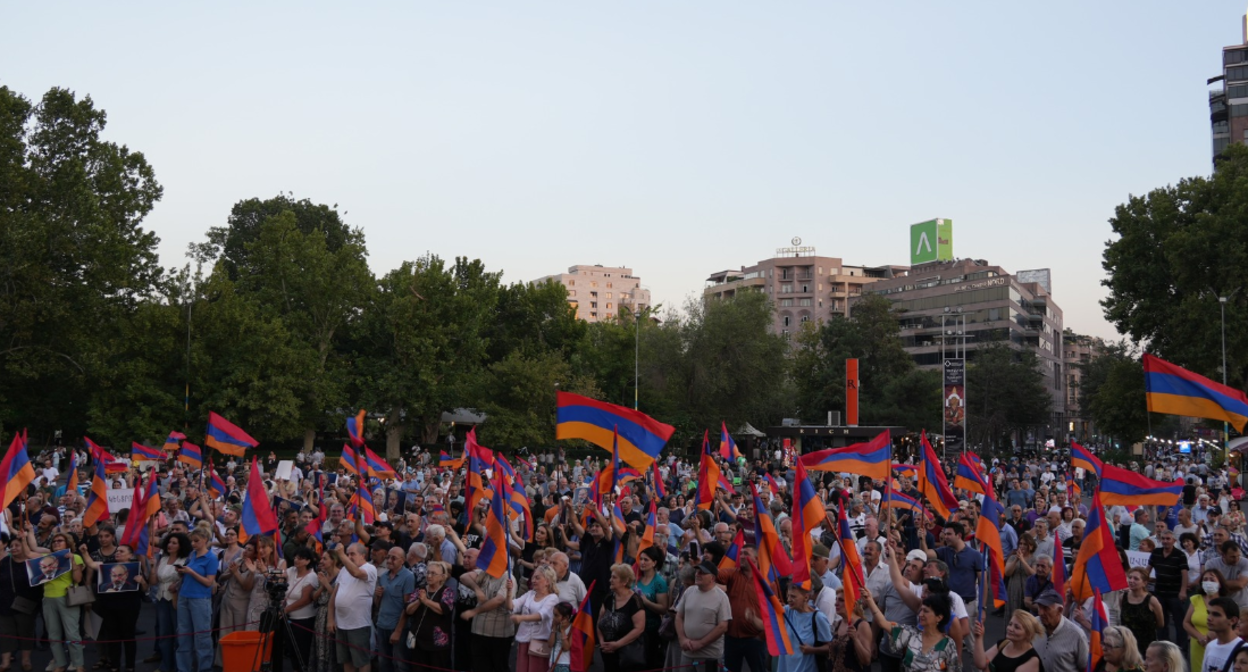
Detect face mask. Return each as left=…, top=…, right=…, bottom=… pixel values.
left=1204, top=581, right=1221, bottom=595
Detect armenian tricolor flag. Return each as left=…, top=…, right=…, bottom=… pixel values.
left=881, top=490, right=925, bottom=515
left=476, top=477, right=510, bottom=578
left=1071, top=441, right=1103, bottom=478
left=240, top=457, right=279, bottom=539
left=83, top=457, right=110, bottom=527
left=719, top=422, right=742, bottom=461
left=1144, top=353, right=1248, bottom=432
left=346, top=409, right=366, bottom=448
left=206, top=462, right=227, bottom=499
left=439, top=450, right=463, bottom=470
left=205, top=412, right=259, bottom=457
left=0, top=430, right=36, bottom=509
left=1070, top=491, right=1128, bottom=601
left=1087, top=590, right=1107, bottom=672
left=178, top=441, right=203, bottom=470
left=954, top=452, right=992, bottom=497
left=117, top=479, right=147, bottom=550
left=837, top=497, right=865, bottom=611
left=569, top=581, right=597, bottom=672
left=465, top=429, right=491, bottom=515
left=1052, top=526, right=1067, bottom=598
left=598, top=426, right=624, bottom=498
left=748, top=482, right=792, bottom=583
left=86, top=437, right=128, bottom=475
left=634, top=500, right=657, bottom=563
left=556, top=391, right=675, bottom=469
left=747, top=557, right=794, bottom=656
left=364, top=448, right=396, bottom=478
left=790, top=460, right=824, bottom=584
left=162, top=431, right=186, bottom=452
left=1098, top=463, right=1183, bottom=507
left=975, top=492, right=1009, bottom=610
left=763, top=473, right=783, bottom=498
left=696, top=431, right=723, bottom=510
left=64, top=449, right=79, bottom=495
left=719, top=528, right=745, bottom=571
left=339, top=444, right=359, bottom=475
left=132, top=442, right=165, bottom=463
left=892, top=463, right=919, bottom=478
left=918, top=431, right=958, bottom=519
left=799, top=430, right=891, bottom=480
left=652, top=461, right=666, bottom=499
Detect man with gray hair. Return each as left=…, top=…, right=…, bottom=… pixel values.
left=550, top=551, right=586, bottom=605
left=423, top=524, right=458, bottom=565
left=329, top=543, right=378, bottom=672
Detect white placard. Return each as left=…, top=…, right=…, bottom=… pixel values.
left=275, top=460, right=294, bottom=481
left=1125, top=550, right=1151, bottom=569
left=106, top=488, right=134, bottom=511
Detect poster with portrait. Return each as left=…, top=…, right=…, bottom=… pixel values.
left=942, top=358, right=966, bottom=454
left=26, top=549, right=72, bottom=587
left=383, top=489, right=406, bottom=514
left=97, top=562, right=141, bottom=593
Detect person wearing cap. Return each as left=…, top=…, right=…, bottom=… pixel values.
left=811, top=543, right=842, bottom=592
left=877, top=544, right=924, bottom=672
left=864, top=586, right=959, bottom=672
left=676, top=560, right=731, bottom=672
left=1032, top=587, right=1089, bottom=672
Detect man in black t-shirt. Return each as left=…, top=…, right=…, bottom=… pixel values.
left=1148, top=528, right=1190, bottom=655
left=573, top=505, right=615, bottom=623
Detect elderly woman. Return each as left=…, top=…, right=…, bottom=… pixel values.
left=865, top=588, right=960, bottom=672
left=1144, top=642, right=1185, bottom=672
left=1006, top=533, right=1037, bottom=616
left=1093, top=626, right=1145, bottom=672
left=597, top=564, right=646, bottom=672
left=406, top=560, right=455, bottom=672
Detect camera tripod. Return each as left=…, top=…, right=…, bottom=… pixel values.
left=250, top=576, right=308, bottom=672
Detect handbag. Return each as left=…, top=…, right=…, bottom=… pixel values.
left=528, top=637, right=551, bottom=658
left=616, top=638, right=645, bottom=669
left=66, top=584, right=95, bottom=607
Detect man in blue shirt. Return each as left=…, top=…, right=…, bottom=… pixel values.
left=376, top=547, right=415, bottom=672
left=926, top=521, right=983, bottom=615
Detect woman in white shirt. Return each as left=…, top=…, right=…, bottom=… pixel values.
left=283, top=546, right=319, bottom=670
left=510, top=565, right=561, bottom=672
left=150, top=532, right=190, bottom=672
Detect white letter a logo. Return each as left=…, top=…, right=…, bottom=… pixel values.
left=915, top=231, right=932, bottom=255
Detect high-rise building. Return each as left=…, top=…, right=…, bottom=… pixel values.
left=861, top=258, right=1066, bottom=423
left=1062, top=329, right=1106, bottom=440
left=703, top=239, right=906, bottom=338
left=1209, top=11, right=1248, bottom=163
left=533, top=264, right=650, bottom=323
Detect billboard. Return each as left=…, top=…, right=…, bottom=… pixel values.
left=942, top=358, right=965, bottom=454
left=910, top=219, right=954, bottom=265
left=1016, top=268, right=1052, bottom=293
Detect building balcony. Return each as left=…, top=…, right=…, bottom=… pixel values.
left=795, top=273, right=814, bottom=282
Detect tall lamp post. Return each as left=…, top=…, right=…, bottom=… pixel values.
left=1222, top=296, right=1230, bottom=455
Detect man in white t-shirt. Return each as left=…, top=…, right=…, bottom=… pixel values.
left=1202, top=597, right=1242, bottom=672
left=329, top=543, right=378, bottom=672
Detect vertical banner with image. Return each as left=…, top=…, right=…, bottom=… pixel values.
left=943, top=358, right=966, bottom=455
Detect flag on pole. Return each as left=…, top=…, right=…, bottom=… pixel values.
left=1098, top=464, right=1183, bottom=507
left=556, top=391, right=675, bottom=468
left=719, top=422, right=741, bottom=461
left=918, top=431, right=959, bottom=519
left=240, top=458, right=279, bottom=537
left=1071, top=441, right=1103, bottom=478
left=746, top=557, right=795, bottom=656
left=363, top=448, right=396, bottom=478
left=1070, top=491, right=1129, bottom=600
left=799, top=431, right=891, bottom=479
left=83, top=457, right=110, bottom=527
left=1144, top=353, right=1248, bottom=431
left=162, top=431, right=186, bottom=452
left=0, top=430, right=36, bottom=509
left=131, top=442, right=165, bottom=462
left=64, top=449, right=80, bottom=495
left=178, top=442, right=203, bottom=470
left=569, top=581, right=597, bottom=672
left=346, top=409, right=366, bottom=448
left=205, top=412, right=259, bottom=457
left=339, top=444, right=359, bottom=475
left=790, top=459, right=823, bottom=584
left=476, top=481, right=510, bottom=578
left=696, top=431, right=723, bottom=510
left=719, top=528, right=744, bottom=570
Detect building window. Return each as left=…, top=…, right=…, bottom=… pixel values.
left=800, top=315, right=810, bottom=323
left=569, top=280, right=575, bottom=286
left=780, top=299, right=793, bottom=307
left=569, top=290, right=576, bottom=297
left=591, top=282, right=598, bottom=287
left=782, top=316, right=791, bottom=327
left=607, top=283, right=613, bottom=288
left=607, top=303, right=612, bottom=309
left=591, top=312, right=597, bottom=318
left=591, top=302, right=598, bottom=308
left=801, top=285, right=810, bottom=293
left=799, top=298, right=812, bottom=307
left=1215, top=120, right=1230, bottom=135
left=781, top=284, right=793, bottom=294
left=607, top=292, right=613, bottom=299
left=1230, top=65, right=1248, bottom=82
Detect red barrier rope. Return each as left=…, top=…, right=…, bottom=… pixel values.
left=287, top=620, right=699, bottom=672
left=3, top=620, right=261, bottom=645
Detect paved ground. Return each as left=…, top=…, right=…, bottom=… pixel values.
left=16, top=597, right=1010, bottom=672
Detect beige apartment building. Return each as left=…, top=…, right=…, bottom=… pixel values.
left=704, top=242, right=906, bottom=338
left=534, top=265, right=651, bottom=323
left=1063, top=330, right=1105, bottom=440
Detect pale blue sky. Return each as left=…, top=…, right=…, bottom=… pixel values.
left=5, top=2, right=1242, bottom=339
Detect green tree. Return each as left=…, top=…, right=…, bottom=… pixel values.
left=0, top=86, right=164, bottom=440
left=1085, top=355, right=1150, bottom=445
left=193, top=194, right=354, bottom=281
left=355, top=256, right=500, bottom=458
left=486, top=279, right=586, bottom=361
left=473, top=351, right=600, bottom=449
left=1102, top=143, right=1248, bottom=390
left=965, top=342, right=1052, bottom=449
left=793, top=294, right=937, bottom=430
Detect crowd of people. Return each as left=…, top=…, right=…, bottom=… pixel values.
left=0, top=440, right=1243, bottom=672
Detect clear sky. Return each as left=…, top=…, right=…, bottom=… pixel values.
left=5, top=2, right=1243, bottom=340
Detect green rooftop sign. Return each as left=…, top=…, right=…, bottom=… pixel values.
left=910, top=219, right=953, bottom=264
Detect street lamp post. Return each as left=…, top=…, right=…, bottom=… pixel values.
left=1222, top=296, right=1229, bottom=452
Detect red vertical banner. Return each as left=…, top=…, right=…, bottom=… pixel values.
left=846, top=358, right=859, bottom=426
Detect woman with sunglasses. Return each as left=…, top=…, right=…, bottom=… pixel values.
left=42, top=532, right=84, bottom=672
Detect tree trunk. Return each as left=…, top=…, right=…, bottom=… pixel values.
left=303, top=428, right=316, bottom=453
left=386, top=405, right=403, bottom=462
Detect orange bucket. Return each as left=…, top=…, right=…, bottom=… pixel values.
left=220, top=631, right=274, bottom=672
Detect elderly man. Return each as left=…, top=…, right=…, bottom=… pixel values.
left=1032, top=588, right=1088, bottom=672
left=329, top=543, right=378, bottom=672
left=550, top=551, right=587, bottom=605
left=375, top=546, right=413, bottom=672
left=677, top=561, right=732, bottom=672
